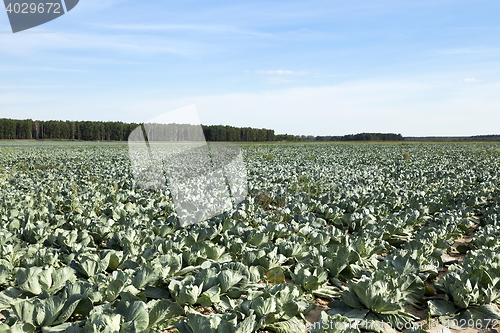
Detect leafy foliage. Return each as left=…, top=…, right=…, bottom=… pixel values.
left=1, top=142, right=500, bottom=332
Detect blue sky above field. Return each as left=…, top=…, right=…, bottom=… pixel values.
left=1, top=0, right=500, bottom=136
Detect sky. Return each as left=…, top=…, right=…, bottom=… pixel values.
left=1, top=0, right=500, bottom=136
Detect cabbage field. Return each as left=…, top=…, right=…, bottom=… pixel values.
left=1, top=141, right=500, bottom=333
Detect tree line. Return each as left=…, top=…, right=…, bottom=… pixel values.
left=315, top=133, right=404, bottom=142
left=0, top=118, right=298, bottom=142
left=0, top=119, right=140, bottom=141
left=406, top=135, right=500, bottom=142
left=0, top=118, right=404, bottom=142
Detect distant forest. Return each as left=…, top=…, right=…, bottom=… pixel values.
left=406, top=135, right=500, bottom=142
left=0, top=118, right=301, bottom=142
left=0, top=118, right=405, bottom=142
left=315, top=133, right=404, bottom=141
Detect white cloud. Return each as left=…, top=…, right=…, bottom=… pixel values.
left=462, top=78, right=480, bottom=82
left=256, top=70, right=305, bottom=75
left=89, top=23, right=273, bottom=38
left=264, top=77, right=298, bottom=84
left=0, top=31, right=203, bottom=57
left=71, top=0, right=124, bottom=14
left=435, top=48, right=485, bottom=55
left=4, top=74, right=500, bottom=137
left=0, top=85, right=63, bottom=90
left=113, top=76, right=500, bottom=137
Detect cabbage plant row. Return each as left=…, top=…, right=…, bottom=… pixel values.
left=0, top=142, right=500, bottom=333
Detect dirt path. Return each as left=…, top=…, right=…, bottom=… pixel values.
left=305, top=298, right=330, bottom=323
